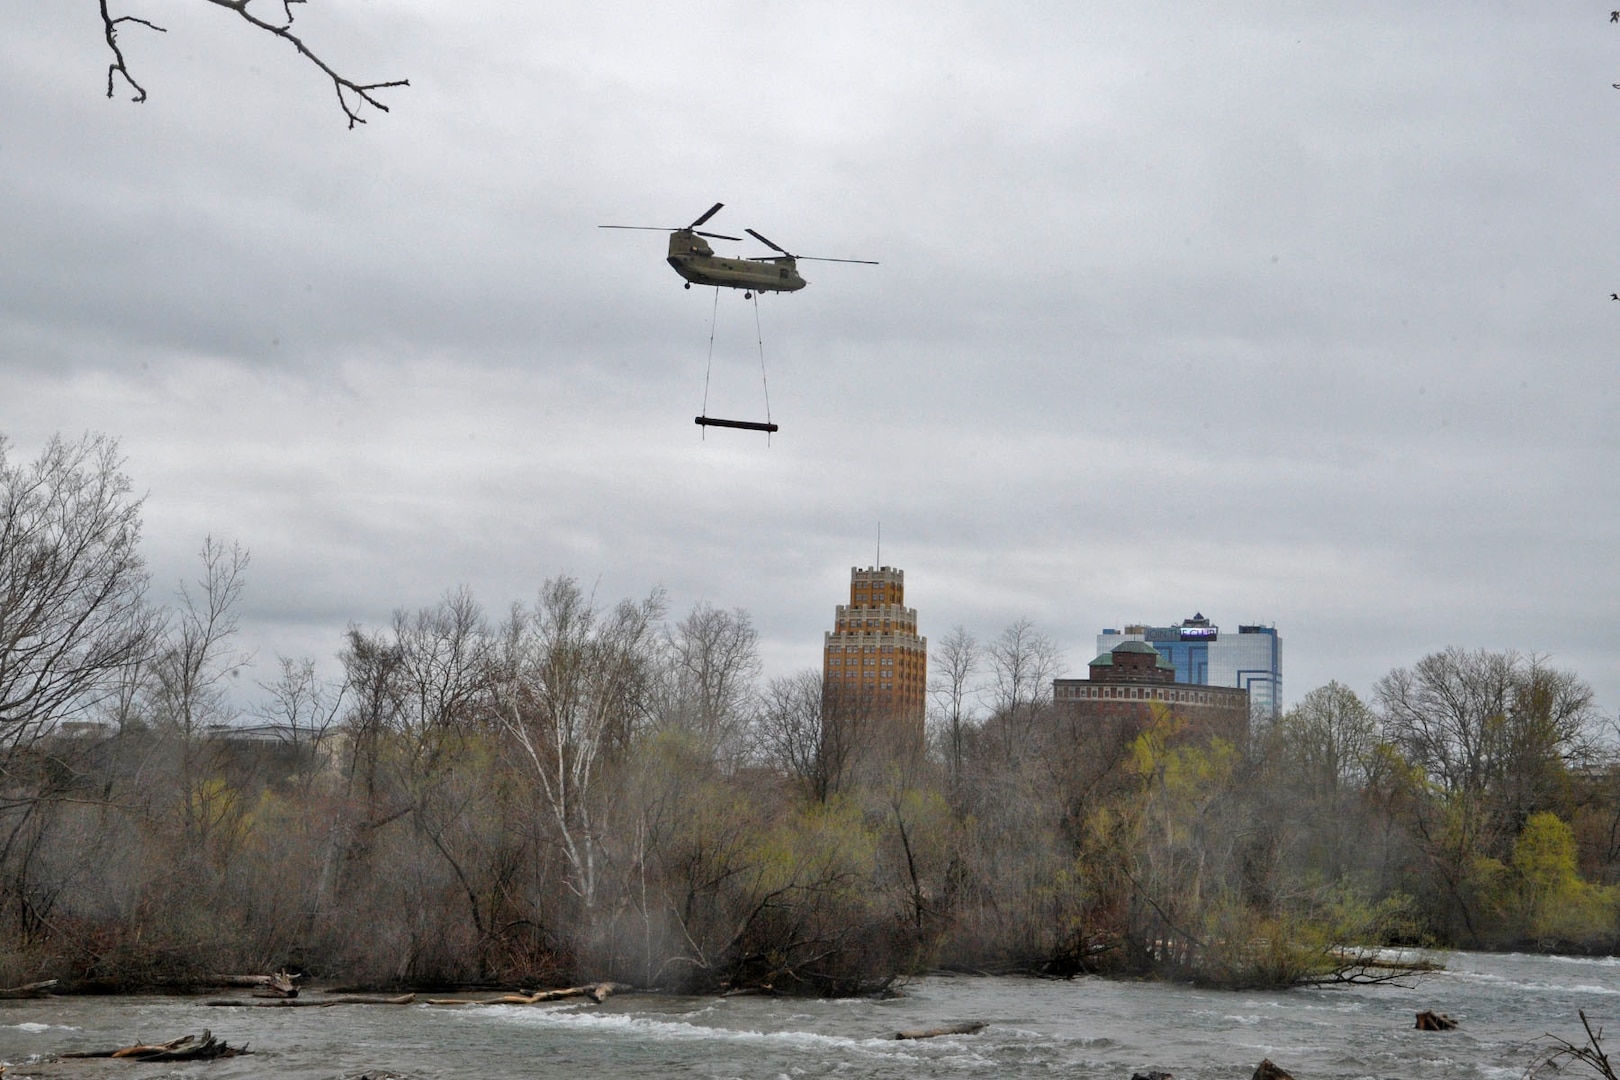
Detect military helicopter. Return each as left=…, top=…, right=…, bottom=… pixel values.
left=600, top=202, right=877, bottom=298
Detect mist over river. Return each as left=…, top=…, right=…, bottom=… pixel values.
left=3, top=951, right=1616, bottom=1079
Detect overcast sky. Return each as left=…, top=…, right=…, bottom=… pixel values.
left=3, top=2, right=1617, bottom=715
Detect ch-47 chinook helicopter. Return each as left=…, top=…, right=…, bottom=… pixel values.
left=600, top=203, right=876, bottom=436
left=599, top=202, right=877, bottom=298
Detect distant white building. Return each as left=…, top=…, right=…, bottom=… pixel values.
left=1096, top=614, right=1282, bottom=718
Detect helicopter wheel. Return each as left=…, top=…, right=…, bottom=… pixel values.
left=744, top=291, right=752, bottom=300
left=685, top=282, right=691, bottom=290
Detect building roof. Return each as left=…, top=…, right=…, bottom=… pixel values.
left=1089, top=640, right=1175, bottom=670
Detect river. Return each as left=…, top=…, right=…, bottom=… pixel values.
left=2, top=951, right=1613, bottom=1079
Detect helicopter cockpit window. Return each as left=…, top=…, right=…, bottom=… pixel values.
left=779, top=268, right=790, bottom=279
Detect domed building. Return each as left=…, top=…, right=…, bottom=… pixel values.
left=1053, top=640, right=1250, bottom=745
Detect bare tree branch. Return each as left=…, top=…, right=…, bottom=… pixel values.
left=98, top=0, right=408, bottom=127
left=1533, top=1010, right=1620, bottom=1080
left=99, top=0, right=166, bottom=104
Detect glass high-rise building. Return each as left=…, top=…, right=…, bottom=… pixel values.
left=1096, top=614, right=1281, bottom=717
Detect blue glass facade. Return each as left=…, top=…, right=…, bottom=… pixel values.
left=1096, top=617, right=1282, bottom=716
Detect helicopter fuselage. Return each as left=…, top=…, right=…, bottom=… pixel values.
left=666, top=230, right=806, bottom=293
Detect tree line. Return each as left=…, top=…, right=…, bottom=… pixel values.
left=2, top=432, right=1616, bottom=995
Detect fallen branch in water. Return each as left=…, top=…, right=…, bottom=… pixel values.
left=0, top=979, right=58, bottom=999
left=426, top=982, right=626, bottom=1006
left=203, top=993, right=415, bottom=1008
left=212, top=972, right=296, bottom=987
left=1298, top=949, right=1442, bottom=987
left=62, top=1030, right=248, bottom=1060
left=895, top=1022, right=986, bottom=1040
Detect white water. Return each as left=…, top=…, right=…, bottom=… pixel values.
left=0, top=951, right=1609, bottom=1079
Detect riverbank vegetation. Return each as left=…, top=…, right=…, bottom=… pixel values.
left=2, top=433, right=1617, bottom=995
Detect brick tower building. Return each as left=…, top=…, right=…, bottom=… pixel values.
left=822, top=565, right=927, bottom=747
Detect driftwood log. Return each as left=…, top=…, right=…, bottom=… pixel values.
left=894, top=1022, right=986, bottom=1040
left=1416, top=1010, right=1458, bottom=1030
left=213, top=972, right=299, bottom=997
left=204, top=993, right=415, bottom=1008
left=62, top=1031, right=248, bottom=1061
left=426, top=982, right=627, bottom=1006
left=214, top=972, right=295, bottom=988
left=0, top=979, right=58, bottom=999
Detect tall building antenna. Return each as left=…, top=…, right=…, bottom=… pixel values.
left=876, top=521, right=881, bottom=567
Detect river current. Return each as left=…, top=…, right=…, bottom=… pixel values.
left=2, top=951, right=1614, bottom=1079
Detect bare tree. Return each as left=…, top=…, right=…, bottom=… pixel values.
left=659, top=603, right=761, bottom=763
left=1497, top=655, right=1601, bottom=822
left=818, top=680, right=882, bottom=798
left=146, top=536, right=250, bottom=741
left=752, top=671, right=878, bottom=803
left=97, top=0, right=408, bottom=127
left=335, top=622, right=406, bottom=809
left=928, top=624, right=982, bottom=784
left=144, top=536, right=250, bottom=846
left=1264, top=681, right=1380, bottom=882
left=1278, top=681, right=1378, bottom=795
left=495, top=578, right=665, bottom=913
left=0, top=433, right=155, bottom=756
left=1377, top=648, right=1596, bottom=802
left=254, top=655, right=344, bottom=787
left=753, top=670, right=826, bottom=800
left=985, top=618, right=1065, bottom=762
left=1374, top=648, right=1600, bottom=944
left=0, top=434, right=154, bottom=960
left=387, top=588, right=492, bottom=744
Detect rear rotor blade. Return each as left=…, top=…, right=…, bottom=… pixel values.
left=689, top=202, right=725, bottom=229
left=693, top=230, right=743, bottom=241
left=745, top=228, right=790, bottom=255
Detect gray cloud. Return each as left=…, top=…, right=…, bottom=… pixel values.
left=3, top=2, right=1617, bottom=711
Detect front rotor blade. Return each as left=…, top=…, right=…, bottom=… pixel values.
left=689, top=202, right=725, bottom=229
left=797, top=255, right=880, bottom=265
left=745, top=228, right=789, bottom=255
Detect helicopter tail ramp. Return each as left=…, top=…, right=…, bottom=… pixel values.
left=695, top=416, right=778, bottom=433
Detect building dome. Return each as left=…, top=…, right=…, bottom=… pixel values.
left=1088, top=640, right=1175, bottom=671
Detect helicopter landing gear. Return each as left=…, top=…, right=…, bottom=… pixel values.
left=744, top=291, right=753, bottom=300
left=684, top=282, right=691, bottom=289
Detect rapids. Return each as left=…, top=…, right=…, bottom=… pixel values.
left=1, top=951, right=1612, bottom=1079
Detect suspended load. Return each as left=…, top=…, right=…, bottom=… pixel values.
left=597, top=203, right=876, bottom=436
left=695, top=416, right=779, bottom=433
